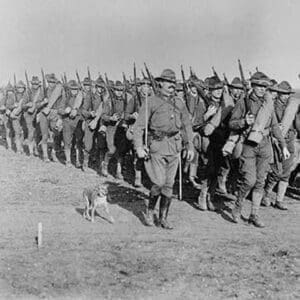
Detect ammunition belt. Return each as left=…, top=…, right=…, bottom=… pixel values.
left=150, top=130, right=179, bottom=141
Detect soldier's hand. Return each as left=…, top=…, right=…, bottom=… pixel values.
left=70, top=109, right=77, bottom=118
left=136, top=147, right=148, bottom=159
left=185, top=149, right=194, bottom=162
left=43, top=98, right=48, bottom=104
left=65, top=107, right=72, bottom=114
left=43, top=107, right=50, bottom=115
left=245, top=112, right=255, bottom=126
left=5, top=109, right=10, bottom=116
left=26, top=102, right=33, bottom=108
left=204, top=105, right=217, bottom=120
left=131, top=112, right=139, bottom=120
left=90, top=111, right=96, bottom=118
left=110, top=113, right=120, bottom=122
left=282, top=147, right=290, bottom=160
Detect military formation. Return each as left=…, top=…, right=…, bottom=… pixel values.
left=0, top=62, right=299, bottom=230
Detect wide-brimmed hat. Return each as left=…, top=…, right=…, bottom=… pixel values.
left=208, top=76, right=224, bottom=90
left=114, top=80, right=124, bottom=91
left=16, top=80, right=26, bottom=88
left=46, top=73, right=58, bottom=83
left=6, top=82, right=14, bottom=91
left=228, top=77, right=243, bottom=89
left=95, top=77, right=105, bottom=88
left=68, top=80, right=79, bottom=90
left=31, top=76, right=41, bottom=85
left=155, top=69, right=176, bottom=84
left=270, top=81, right=294, bottom=94
left=250, top=72, right=270, bottom=87
left=140, top=77, right=151, bottom=86
left=82, top=77, right=92, bottom=86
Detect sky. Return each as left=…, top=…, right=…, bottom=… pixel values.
left=0, top=0, right=300, bottom=87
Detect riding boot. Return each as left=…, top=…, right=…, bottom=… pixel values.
left=41, top=143, right=49, bottom=162
left=28, top=141, right=34, bottom=157
left=102, top=153, right=110, bottom=177
left=15, top=138, right=23, bottom=154
left=75, top=147, right=81, bottom=168
left=144, top=194, right=160, bottom=226
left=248, top=192, right=265, bottom=228
left=274, top=181, right=288, bottom=210
left=231, top=191, right=245, bottom=223
left=216, top=172, right=228, bottom=195
left=6, top=136, right=12, bottom=151
left=261, top=180, right=276, bottom=207
left=51, top=149, right=59, bottom=162
left=159, top=195, right=173, bottom=230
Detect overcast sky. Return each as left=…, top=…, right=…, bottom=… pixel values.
left=0, top=0, right=300, bottom=87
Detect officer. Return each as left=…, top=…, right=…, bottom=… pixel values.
left=133, top=69, right=194, bottom=229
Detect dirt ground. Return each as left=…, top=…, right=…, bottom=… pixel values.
left=0, top=146, right=299, bottom=300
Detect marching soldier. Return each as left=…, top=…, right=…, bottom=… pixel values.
left=81, top=77, right=108, bottom=171
left=262, top=81, right=300, bottom=209
left=228, top=77, right=244, bottom=103
left=1, top=82, right=26, bottom=153
left=101, top=80, right=133, bottom=179
left=36, top=73, right=65, bottom=162
left=229, top=72, right=290, bottom=227
left=22, top=76, right=44, bottom=156
left=133, top=69, right=194, bottom=229
left=58, top=80, right=84, bottom=167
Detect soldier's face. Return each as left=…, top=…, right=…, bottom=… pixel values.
left=190, top=86, right=197, bottom=95
left=96, top=86, right=104, bottom=94
left=17, top=87, right=25, bottom=94
left=271, top=91, right=278, bottom=100
left=211, top=88, right=223, bottom=100
left=230, top=88, right=242, bottom=100
left=278, top=93, right=289, bottom=102
left=253, top=85, right=266, bottom=98
left=48, top=82, right=55, bottom=89
left=70, top=89, right=78, bottom=96
left=114, top=90, right=123, bottom=98
left=160, top=81, right=176, bottom=98
left=140, top=84, right=151, bottom=96
left=31, top=83, right=39, bottom=90
left=84, top=85, right=91, bottom=92
left=177, top=91, right=184, bottom=99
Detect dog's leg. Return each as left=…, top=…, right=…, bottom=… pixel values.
left=83, top=192, right=91, bottom=221
left=103, top=202, right=114, bottom=224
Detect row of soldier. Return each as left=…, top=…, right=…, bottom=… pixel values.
left=0, top=64, right=299, bottom=229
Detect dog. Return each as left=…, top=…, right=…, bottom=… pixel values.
left=83, top=184, right=114, bottom=223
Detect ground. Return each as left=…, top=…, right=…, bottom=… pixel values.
left=0, top=147, right=299, bottom=300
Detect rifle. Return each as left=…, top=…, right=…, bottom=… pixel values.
left=25, top=71, right=32, bottom=98
left=223, top=73, right=230, bottom=86
left=144, top=63, right=158, bottom=94
left=122, top=72, right=130, bottom=93
left=41, top=68, right=47, bottom=96
left=189, top=66, right=194, bottom=77
left=238, top=59, right=248, bottom=94
left=256, top=67, right=259, bottom=72
left=87, top=67, right=91, bottom=81
left=134, top=63, right=142, bottom=107
left=61, top=73, right=70, bottom=99
left=141, top=70, right=147, bottom=79
left=181, top=65, right=188, bottom=102
left=212, top=66, right=221, bottom=81
left=13, top=74, right=18, bottom=102
left=104, top=73, right=116, bottom=115
left=76, top=70, right=83, bottom=90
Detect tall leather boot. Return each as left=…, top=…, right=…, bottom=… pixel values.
left=75, top=147, right=81, bottom=168
left=195, top=181, right=208, bottom=211
left=189, top=163, right=201, bottom=189
left=261, top=180, right=276, bottom=207
left=216, top=171, right=228, bottom=195
left=101, top=153, right=110, bottom=177
left=144, top=194, right=160, bottom=226
left=249, top=191, right=265, bottom=228
left=64, top=148, right=72, bottom=168
left=274, top=181, right=288, bottom=210
left=159, top=195, right=173, bottom=230
left=41, top=143, right=50, bottom=162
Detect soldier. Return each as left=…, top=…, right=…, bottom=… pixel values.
left=81, top=77, right=108, bottom=171
left=36, top=73, right=65, bottom=162
left=228, top=77, right=244, bottom=103
left=229, top=72, right=290, bottom=227
left=22, top=76, right=44, bottom=156
left=58, top=80, right=84, bottom=167
left=262, top=81, right=300, bottom=209
left=2, top=82, right=26, bottom=153
left=101, top=80, right=133, bottom=179
left=194, top=76, right=234, bottom=210
left=133, top=69, right=194, bottom=229
left=126, top=77, right=152, bottom=187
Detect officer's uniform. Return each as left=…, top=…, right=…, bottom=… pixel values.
left=133, top=69, right=193, bottom=229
